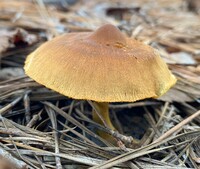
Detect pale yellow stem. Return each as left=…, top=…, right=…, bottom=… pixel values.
left=92, top=102, right=115, bottom=130
left=91, top=102, right=143, bottom=146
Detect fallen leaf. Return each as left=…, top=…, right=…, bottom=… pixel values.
left=0, top=28, right=38, bottom=56
left=170, top=52, right=197, bottom=65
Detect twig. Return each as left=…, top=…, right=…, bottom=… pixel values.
left=45, top=106, right=62, bottom=169
left=75, top=109, right=139, bottom=147
left=43, top=101, right=106, bottom=144
left=60, top=100, right=75, bottom=139
left=0, top=96, right=22, bottom=115
left=154, top=110, right=200, bottom=143
left=109, top=101, right=160, bottom=109
left=26, top=109, right=43, bottom=128
left=24, top=91, right=31, bottom=124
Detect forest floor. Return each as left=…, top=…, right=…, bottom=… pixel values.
left=0, top=0, right=200, bottom=168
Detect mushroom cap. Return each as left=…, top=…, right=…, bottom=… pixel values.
left=24, top=24, right=176, bottom=102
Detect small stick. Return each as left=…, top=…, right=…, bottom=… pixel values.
left=45, top=106, right=62, bottom=169
left=24, top=91, right=31, bottom=124
left=60, top=100, right=75, bottom=139
left=75, top=110, right=138, bottom=147
left=0, top=96, right=22, bottom=115
left=154, top=110, right=200, bottom=143
left=26, top=109, right=43, bottom=128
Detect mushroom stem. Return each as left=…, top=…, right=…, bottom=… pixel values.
left=92, top=102, right=141, bottom=145
left=92, top=102, right=115, bottom=130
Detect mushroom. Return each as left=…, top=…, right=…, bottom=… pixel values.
left=24, top=24, right=176, bottom=143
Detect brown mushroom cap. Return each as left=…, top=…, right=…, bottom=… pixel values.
left=24, top=24, right=176, bottom=102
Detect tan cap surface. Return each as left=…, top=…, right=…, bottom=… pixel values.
left=24, top=24, right=176, bottom=102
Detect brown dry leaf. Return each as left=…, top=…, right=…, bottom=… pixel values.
left=0, top=28, right=37, bottom=56
left=187, top=0, right=200, bottom=14
left=0, top=158, right=14, bottom=169
left=0, top=158, right=21, bottom=169
left=159, top=88, right=194, bottom=102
